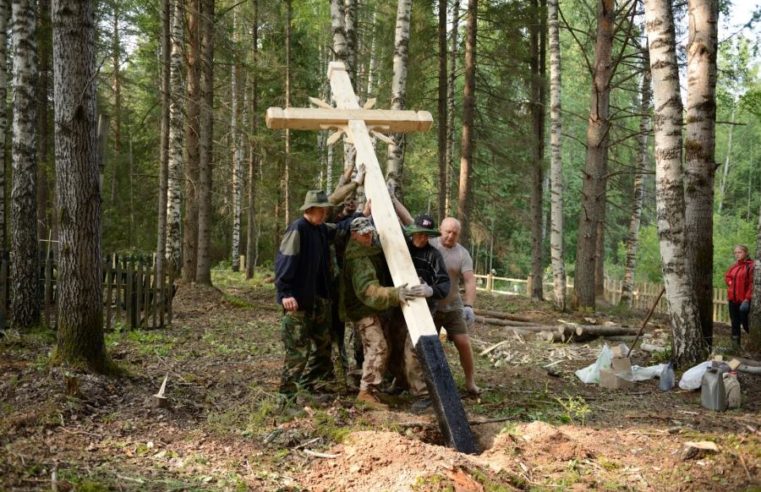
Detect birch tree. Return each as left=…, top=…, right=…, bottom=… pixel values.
left=386, top=0, right=412, bottom=198
left=620, top=49, right=651, bottom=307
left=230, top=10, right=242, bottom=272
left=166, top=0, right=184, bottom=272
left=344, top=0, right=357, bottom=86
left=684, top=0, right=718, bottom=346
left=750, top=204, right=761, bottom=351
left=458, top=0, right=477, bottom=246
left=156, top=0, right=170, bottom=301
left=644, top=0, right=707, bottom=366
left=195, top=0, right=213, bottom=284
left=282, top=0, right=291, bottom=226
left=52, top=0, right=107, bottom=370
left=0, top=0, right=9, bottom=250
left=573, top=0, right=614, bottom=311
left=548, top=0, right=566, bottom=310
left=10, top=0, right=40, bottom=329
left=183, top=0, right=200, bottom=282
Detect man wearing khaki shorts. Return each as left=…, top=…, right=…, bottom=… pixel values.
left=430, top=217, right=480, bottom=396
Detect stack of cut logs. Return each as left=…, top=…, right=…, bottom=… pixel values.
left=474, top=309, right=640, bottom=344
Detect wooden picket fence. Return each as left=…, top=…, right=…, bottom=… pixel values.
left=475, top=273, right=730, bottom=323
left=0, top=251, right=174, bottom=331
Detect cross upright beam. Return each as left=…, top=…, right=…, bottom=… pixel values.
left=266, top=61, right=476, bottom=454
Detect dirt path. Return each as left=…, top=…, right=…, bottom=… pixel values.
left=1, top=272, right=759, bottom=490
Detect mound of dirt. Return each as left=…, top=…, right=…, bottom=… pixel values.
left=300, top=430, right=483, bottom=491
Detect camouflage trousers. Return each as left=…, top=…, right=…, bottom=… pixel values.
left=279, top=298, right=334, bottom=395
left=403, top=334, right=428, bottom=397
left=355, top=315, right=389, bottom=391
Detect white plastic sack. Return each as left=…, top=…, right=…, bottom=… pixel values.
left=575, top=344, right=613, bottom=384
left=630, top=363, right=667, bottom=382
left=678, top=361, right=712, bottom=390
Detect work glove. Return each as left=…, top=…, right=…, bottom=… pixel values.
left=397, top=283, right=415, bottom=303
left=406, top=284, right=430, bottom=298
left=419, top=281, right=434, bottom=298
left=463, top=305, right=475, bottom=325
left=740, top=300, right=750, bottom=313
left=353, top=163, right=366, bottom=186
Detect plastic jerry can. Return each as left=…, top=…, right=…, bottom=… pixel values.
left=700, top=367, right=727, bottom=411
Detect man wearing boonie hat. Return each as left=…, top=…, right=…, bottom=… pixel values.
left=275, top=189, right=338, bottom=397
left=340, top=216, right=427, bottom=408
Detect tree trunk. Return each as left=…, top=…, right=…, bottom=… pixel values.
left=52, top=0, right=106, bottom=371
left=457, top=0, right=477, bottom=247
left=182, top=0, right=200, bottom=282
left=716, top=104, right=735, bottom=214
left=282, top=0, right=291, bottom=226
left=195, top=0, right=213, bottom=285
left=156, top=0, right=170, bottom=288
left=245, top=0, right=259, bottom=280
left=684, top=0, right=718, bottom=347
left=573, top=0, right=614, bottom=311
left=529, top=0, right=546, bottom=301
left=620, top=48, right=651, bottom=307
left=10, top=0, right=40, bottom=330
left=166, top=0, right=184, bottom=273
left=548, top=0, right=565, bottom=311
left=446, top=0, right=460, bottom=217
left=644, top=0, right=707, bottom=367
left=594, top=208, right=605, bottom=295
left=750, top=202, right=761, bottom=351
left=344, top=0, right=357, bottom=86
left=230, top=10, right=242, bottom=272
left=385, top=0, right=412, bottom=198
left=36, top=0, right=51, bottom=245
left=0, top=0, right=9, bottom=250
left=437, top=0, right=448, bottom=222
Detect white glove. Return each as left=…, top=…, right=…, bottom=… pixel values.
left=419, top=282, right=434, bottom=298
left=463, top=306, right=475, bottom=325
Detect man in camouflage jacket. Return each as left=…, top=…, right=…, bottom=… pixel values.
left=340, top=217, right=426, bottom=407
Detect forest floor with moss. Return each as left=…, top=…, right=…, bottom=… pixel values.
left=1, top=269, right=760, bottom=491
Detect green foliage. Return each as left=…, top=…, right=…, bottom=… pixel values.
left=555, top=395, right=592, bottom=425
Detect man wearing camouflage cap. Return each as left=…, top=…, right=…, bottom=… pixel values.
left=340, top=216, right=428, bottom=407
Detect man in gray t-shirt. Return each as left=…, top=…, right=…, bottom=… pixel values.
left=430, top=217, right=480, bottom=396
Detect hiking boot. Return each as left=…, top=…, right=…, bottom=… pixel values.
left=356, top=389, right=388, bottom=409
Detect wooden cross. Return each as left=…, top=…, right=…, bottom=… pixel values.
left=266, top=62, right=476, bottom=453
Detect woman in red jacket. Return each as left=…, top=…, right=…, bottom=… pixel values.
left=725, top=244, right=754, bottom=349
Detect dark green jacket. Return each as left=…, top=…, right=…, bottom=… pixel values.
left=340, top=238, right=400, bottom=322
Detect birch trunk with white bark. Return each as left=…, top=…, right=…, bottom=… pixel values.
left=10, top=0, right=40, bottom=329
left=386, top=0, right=412, bottom=198
left=548, top=0, right=566, bottom=311
left=684, top=0, right=718, bottom=345
left=231, top=10, right=242, bottom=272
left=0, top=0, right=8, bottom=250
left=156, top=0, right=170, bottom=295
left=644, top=0, right=707, bottom=366
left=166, top=0, right=184, bottom=273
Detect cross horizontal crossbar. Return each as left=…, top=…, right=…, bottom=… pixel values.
left=265, top=107, right=433, bottom=133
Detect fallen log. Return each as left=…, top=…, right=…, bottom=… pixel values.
left=539, top=326, right=596, bottom=343
left=475, top=316, right=550, bottom=330
left=573, top=325, right=639, bottom=337
left=474, top=309, right=532, bottom=323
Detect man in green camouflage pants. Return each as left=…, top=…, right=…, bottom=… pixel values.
left=340, top=217, right=426, bottom=407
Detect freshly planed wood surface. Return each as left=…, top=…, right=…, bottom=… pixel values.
left=265, top=107, right=432, bottom=133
